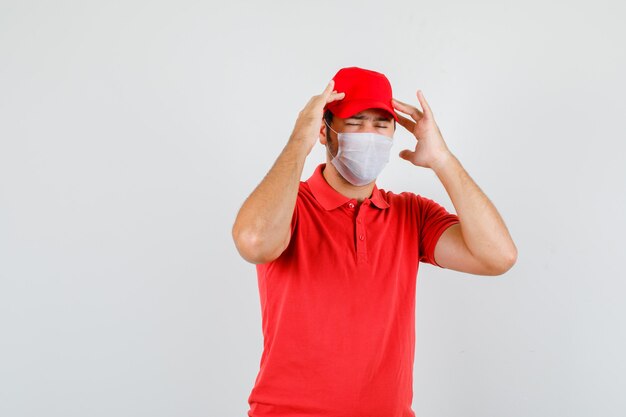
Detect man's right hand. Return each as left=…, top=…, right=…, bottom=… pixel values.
left=289, top=80, right=345, bottom=156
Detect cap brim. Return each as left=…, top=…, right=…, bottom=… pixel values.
left=330, top=99, right=398, bottom=122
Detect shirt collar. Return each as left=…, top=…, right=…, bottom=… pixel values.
left=305, top=163, right=390, bottom=210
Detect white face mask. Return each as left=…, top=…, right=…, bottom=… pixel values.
left=324, top=119, right=394, bottom=186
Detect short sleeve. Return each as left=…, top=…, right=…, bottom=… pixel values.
left=417, top=195, right=460, bottom=267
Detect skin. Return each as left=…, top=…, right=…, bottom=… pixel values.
left=391, top=91, right=517, bottom=275
left=232, top=80, right=518, bottom=275
left=232, top=80, right=344, bottom=264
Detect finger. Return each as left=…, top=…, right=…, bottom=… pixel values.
left=321, top=80, right=335, bottom=99
left=393, top=97, right=423, bottom=118
left=399, top=149, right=415, bottom=161
left=391, top=97, right=423, bottom=121
left=327, top=91, right=345, bottom=104
left=395, top=112, right=416, bottom=133
left=416, top=90, right=433, bottom=118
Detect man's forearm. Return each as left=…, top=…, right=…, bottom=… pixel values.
left=431, top=152, right=517, bottom=268
left=232, top=136, right=310, bottom=263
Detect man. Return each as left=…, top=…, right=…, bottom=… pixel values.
left=232, top=67, right=517, bottom=417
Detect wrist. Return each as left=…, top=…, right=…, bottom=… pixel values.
left=430, top=151, right=456, bottom=173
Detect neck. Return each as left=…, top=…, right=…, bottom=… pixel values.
left=322, top=162, right=375, bottom=203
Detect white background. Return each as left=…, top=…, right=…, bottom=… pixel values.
left=1, top=1, right=625, bottom=416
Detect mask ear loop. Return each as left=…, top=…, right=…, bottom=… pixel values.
left=323, top=118, right=340, bottom=159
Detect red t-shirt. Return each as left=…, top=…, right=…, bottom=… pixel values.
left=247, top=163, right=460, bottom=417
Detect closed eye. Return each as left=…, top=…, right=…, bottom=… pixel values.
left=347, top=123, right=389, bottom=128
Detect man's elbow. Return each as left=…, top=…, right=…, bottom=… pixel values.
left=488, top=248, right=518, bottom=276
left=231, top=226, right=287, bottom=264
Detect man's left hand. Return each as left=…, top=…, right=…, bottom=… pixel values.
left=392, top=90, right=452, bottom=170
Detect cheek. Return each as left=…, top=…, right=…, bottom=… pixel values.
left=327, top=137, right=339, bottom=155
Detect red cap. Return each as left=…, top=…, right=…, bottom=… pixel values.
left=323, top=66, right=398, bottom=122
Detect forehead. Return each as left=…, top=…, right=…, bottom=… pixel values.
left=345, top=108, right=394, bottom=121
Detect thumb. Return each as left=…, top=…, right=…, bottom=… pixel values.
left=399, top=149, right=415, bottom=161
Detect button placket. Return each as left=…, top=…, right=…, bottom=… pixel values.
left=355, top=204, right=368, bottom=263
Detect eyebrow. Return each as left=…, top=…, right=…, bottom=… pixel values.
left=346, top=114, right=393, bottom=122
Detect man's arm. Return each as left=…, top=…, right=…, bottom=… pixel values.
left=232, top=80, right=345, bottom=264
left=431, top=153, right=517, bottom=275
left=391, top=91, right=517, bottom=276
left=231, top=140, right=308, bottom=264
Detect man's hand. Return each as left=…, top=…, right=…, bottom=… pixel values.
left=290, top=80, right=345, bottom=155
left=392, top=90, right=452, bottom=170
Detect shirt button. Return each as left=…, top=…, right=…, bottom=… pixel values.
left=357, top=218, right=362, bottom=223
left=359, top=235, right=365, bottom=241
left=348, top=203, right=355, bottom=208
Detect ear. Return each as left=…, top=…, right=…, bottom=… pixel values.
left=319, top=121, right=328, bottom=145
